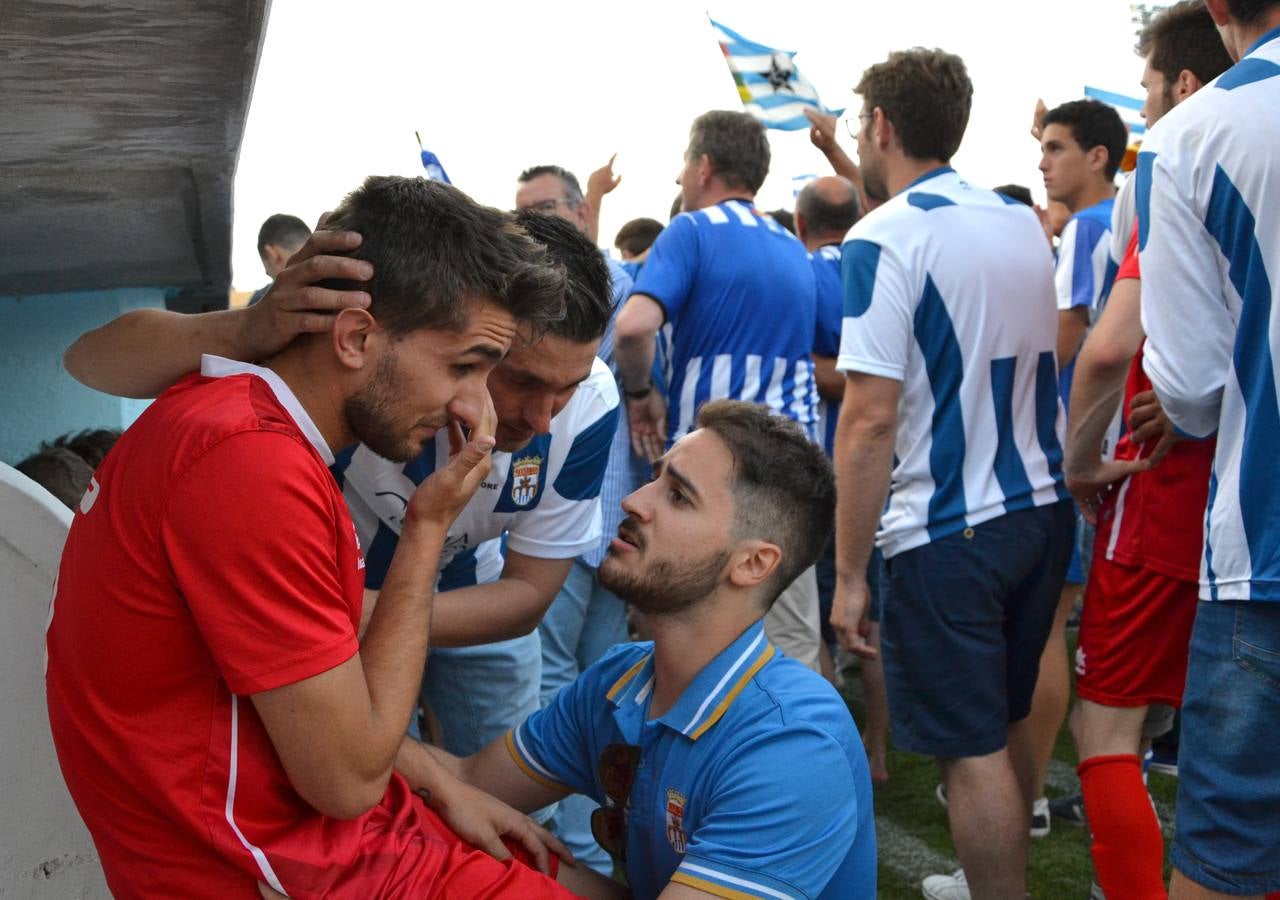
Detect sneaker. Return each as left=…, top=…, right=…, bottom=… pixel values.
left=922, top=869, right=969, bottom=900
left=1089, top=881, right=1106, bottom=900
left=1030, top=796, right=1051, bottom=838
left=935, top=782, right=948, bottom=809
left=1148, top=747, right=1178, bottom=777
left=1050, top=792, right=1087, bottom=827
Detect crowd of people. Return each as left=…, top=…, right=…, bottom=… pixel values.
left=32, top=0, right=1279, bottom=897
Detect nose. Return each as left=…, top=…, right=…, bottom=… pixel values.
left=525, top=391, right=555, bottom=435
left=448, top=378, right=488, bottom=431
left=620, top=483, right=654, bottom=523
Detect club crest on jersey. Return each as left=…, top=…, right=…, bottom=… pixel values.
left=665, top=788, right=687, bottom=854
left=511, top=455, right=543, bottom=507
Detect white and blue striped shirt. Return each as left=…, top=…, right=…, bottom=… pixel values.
left=812, top=244, right=845, bottom=456
left=1138, top=26, right=1280, bottom=602
left=633, top=200, right=819, bottom=445
left=838, top=168, right=1068, bottom=557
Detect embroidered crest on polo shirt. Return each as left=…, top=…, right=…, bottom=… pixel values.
left=511, top=455, right=543, bottom=507
left=665, top=788, right=688, bottom=854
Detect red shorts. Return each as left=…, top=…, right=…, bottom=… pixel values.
left=1075, top=555, right=1198, bottom=707
left=293, top=780, right=576, bottom=900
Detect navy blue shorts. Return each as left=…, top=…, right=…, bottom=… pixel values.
left=1172, top=600, right=1280, bottom=894
left=880, top=500, right=1074, bottom=758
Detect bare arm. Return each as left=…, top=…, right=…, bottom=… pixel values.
left=614, top=293, right=668, bottom=462
left=804, top=109, right=866, bottom=209
left=63, top=230, right=371, bottom=398
left=1056, top=305, right=1090, bottom=369
left=812, top=355, right=843, bottom=403
left=584, top=154, right=621, bottom=246
left=1063, top=279, right=1152, bottom=521
left=252, top=415, right=495, bottom=820
left=430, top=551, right=574, bottom=647
left=830, top=372, right=899, bottom=658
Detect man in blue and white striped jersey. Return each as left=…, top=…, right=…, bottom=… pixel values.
left=1135, top=0, right=1280, bottom=893
left=830, top=48, right=1074, bottom=899
left=614, top=109, right=824, bottom=673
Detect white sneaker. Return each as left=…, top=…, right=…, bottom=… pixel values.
left=1031, top=795, right=1051, bottom=838
left=922, top=869, right=970, bottom=900
left=935, top=782, right=949, bottom=808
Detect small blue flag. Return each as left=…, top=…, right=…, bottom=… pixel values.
left=415, top=132, right=451, bottom=184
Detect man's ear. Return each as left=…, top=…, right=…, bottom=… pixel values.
left=727, top=539, right=783, bottom=592
left=332, top=307, right=380, bottom=372
left=1176, top=68, right=1204, bottom=101
left=1087, top=143, right=1111, bottom=176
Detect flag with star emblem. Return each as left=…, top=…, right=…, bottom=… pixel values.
left=709, top=18, right=843, bottom=131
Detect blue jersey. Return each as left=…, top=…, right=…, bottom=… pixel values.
left=1138, top=26, right=1280, bottom=602
left=838, top=168, right=1067, bottom=557
left=633, top=200, right=819, bottom=444
left=811, top=244, right=844, bottom=456
left=1055, top=198, right=1114, bottom=411
left=507, top=621, right=876, bottom=898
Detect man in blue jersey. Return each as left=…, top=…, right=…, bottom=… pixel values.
left=1028, top=96, right=1128, bottom=841
left=516, top=162, right=643, bottom=874
left=402, top=400, right=876, bottom=899
left=1135, top=1, right=1280, bottom=894
left=614, top=109, right=824, bottom=674
left=829, top=49, right=1074, bottom=899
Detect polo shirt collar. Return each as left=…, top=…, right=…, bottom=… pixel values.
left=605, top=620, right=775, bottom=743
left=906, top=165, right=956, bottom=189
left=1246, top=24, right=1280, bottom=57
left=199, top=355, right=335, bottom=465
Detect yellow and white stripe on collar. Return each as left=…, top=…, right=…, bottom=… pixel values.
left=679, top=630, right=774, bottom=741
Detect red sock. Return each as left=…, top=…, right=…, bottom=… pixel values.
left=1079, top=754, right=1167, bottom=900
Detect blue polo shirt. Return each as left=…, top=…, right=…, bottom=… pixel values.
left=506, top=621, right=876, bottom=899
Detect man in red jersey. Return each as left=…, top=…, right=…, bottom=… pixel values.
left=1061, top=5, right=1232, bottom=896
left=45, top=177, right=608, bottom=899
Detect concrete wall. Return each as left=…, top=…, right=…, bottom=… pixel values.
left=0, top=288, right=159, bottom=465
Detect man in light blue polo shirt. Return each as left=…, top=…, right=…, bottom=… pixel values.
left=402, top=400, right=875, bottom=899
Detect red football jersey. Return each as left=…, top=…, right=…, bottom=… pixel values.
left=46, top=363, right=379, bottom=898
left=1093, top=225, right=1216, bottom=582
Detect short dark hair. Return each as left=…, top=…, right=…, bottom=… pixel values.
left=993, top=184, right=1034, bottom=207
left=614, top=218, right=664, bottom=256
left=1137, top=1, right=1234, bottom=88
left=796, top=179, right=860, bottom=236
left=669, top=193, right=684, bottom=221
left=320, top=176, right=566, bottom=338
left=856, top=48, right=973, bottom=163
left=514, top=210, right=611, bottom=344
left=16, top=446, right=94, bottom=510
left=256, top=214, right=311, bottom=255
left=517, top=165, right=584, bottom=201
left=768, top=209, right=796, bottom=235
left=1042, top=99, right=1130, bottom=180
left=694, top=400, right=835, bottom=604
left=1226, top=0, right=1279, bottom=24
left=687, top=111, right=771, bottom=195
left=45, top=428, right=121, bottom=470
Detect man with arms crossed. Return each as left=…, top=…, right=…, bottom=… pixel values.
left=1062, top=4, right=1232, bottom=895
left=46, top=178, right=601, bottom=897
left=1135, top=0, right=1280, bottom=895
left=830, top=49, right=1073, bottom=899
left=413, top=400, right=876, bottom=899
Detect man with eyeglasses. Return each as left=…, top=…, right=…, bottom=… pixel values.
left=408, top=400, right=877, bottom=899
left=516, top=161, right=643, bottom=875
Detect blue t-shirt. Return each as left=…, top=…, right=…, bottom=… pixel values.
left=811, top=244, right=844, bottom=457
left=633, top=201, right=819, bottom=445
left=507, top=621, right=876, bottom=899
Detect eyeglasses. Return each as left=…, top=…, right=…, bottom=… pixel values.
left=590, top=743, right=641, bottom=861
left=845, top=112, right=873, bottom=139
left=520, top=197, right=581, bottom=214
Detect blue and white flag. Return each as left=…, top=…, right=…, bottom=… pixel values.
left=415, top=132, right=451, bottom=184
left=709, top=18, right=843, bottom=131
left=1084, top=85, right=1147, bottom=138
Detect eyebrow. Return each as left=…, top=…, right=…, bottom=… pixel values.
left=654, top=458, right=701, bottom=503
left=503, top=365, right=592, bottom=389
left=460, top=343, right=507, bottom=364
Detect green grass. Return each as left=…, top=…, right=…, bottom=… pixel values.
left=838, top=631, right=1179, bottom=899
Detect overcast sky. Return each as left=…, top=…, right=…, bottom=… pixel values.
left=230, top=0, right=1144, bottom=290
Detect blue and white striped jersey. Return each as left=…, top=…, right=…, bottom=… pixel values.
left=633, top=200, right=819, bottom=445
left=1056, top=199, right=1114, bottom=414
left=1138, top=25, right=1280, bottom=603
left=331, top=357, right=619, bottom=593
left=838, top=168, right=1068, bottom=557
left=811, top=244, right=844, bottom=456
